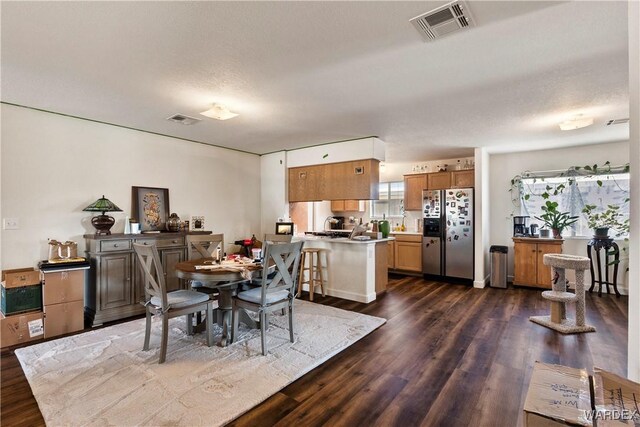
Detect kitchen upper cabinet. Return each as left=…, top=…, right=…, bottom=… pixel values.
left=331, top=200, right=365, bottom=212
left=452, top=170, right=474, bottom=188
left=288, top=165, right=325, bottom=202
left=427, top=172, right=452, bottom=190
left=513, top=238, right=563, bottom=289
left=403, top=174, right=427, bottom=211
left=288, top=159, right=379, bottom=202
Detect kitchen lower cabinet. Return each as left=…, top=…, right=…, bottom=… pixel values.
left=85, top=232, right=200, bottom=326
left=388, top=234, right=423, bottom=273
left=387, top=241, right=395, bottom=269
left=513, top=238, right=563, bottom=289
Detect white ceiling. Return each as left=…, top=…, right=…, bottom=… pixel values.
left=1, top=1, right=630, bottom=162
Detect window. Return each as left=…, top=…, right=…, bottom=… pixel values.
left=371, top=181, right=404, bottom=218
left=520, top=173, right=630, bottom=237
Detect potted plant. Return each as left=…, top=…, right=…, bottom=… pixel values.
left=535, top=201, right=579, bottom=239
left=582, top=203, right=629, bottom=238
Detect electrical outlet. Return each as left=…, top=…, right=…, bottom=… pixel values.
left=3, top=218, right=19, bottom=230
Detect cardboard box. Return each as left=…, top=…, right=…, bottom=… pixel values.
left=593, top=368, right=640, bottom=427
left=44, top=300, right=84, bottom=338
left=524, top=362, right=640, bottom=427
left=524, top=362, right=593, bottom=426
left=2, top=268, right=41, bottom=287
left=0, top=311, right=44, bottom=348
left=41, top=269, right=84, bottom=305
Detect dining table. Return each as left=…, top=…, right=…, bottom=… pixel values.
left=174, top=257, right=267, bottom=346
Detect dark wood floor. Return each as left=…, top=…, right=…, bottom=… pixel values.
left=1, top=275, right=628, bottom=427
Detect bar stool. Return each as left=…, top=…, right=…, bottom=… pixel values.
left=297, top=248, right=330, bottom=301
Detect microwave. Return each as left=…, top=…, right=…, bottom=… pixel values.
left=275, top=222, right=294, bottom=235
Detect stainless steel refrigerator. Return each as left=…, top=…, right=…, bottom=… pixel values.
left=422, top=188, right=474, bottom=281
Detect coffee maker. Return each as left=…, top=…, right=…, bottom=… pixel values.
left=513, top=216, right=530, bottom=236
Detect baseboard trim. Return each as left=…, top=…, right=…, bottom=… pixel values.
left=474, top=274, right=489, bottom=289
left=299, top=284, right=376, bottom=303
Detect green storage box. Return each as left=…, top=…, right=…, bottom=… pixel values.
left=1, top=284, right=42, bottom=315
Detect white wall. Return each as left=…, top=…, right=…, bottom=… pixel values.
left=260, top=151, right=288, bottom=237
left=627, top=0, right=639, bottom=381
left=474, top=148, right=490, bottom=288
left=489, top=140, right=631, bottom=292
left=0, top=104, right=261, bottom=268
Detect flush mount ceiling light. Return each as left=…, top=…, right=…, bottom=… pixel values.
left=558, top=114, right=594, bottom=131
left=200, top=104, right=239, bottom=120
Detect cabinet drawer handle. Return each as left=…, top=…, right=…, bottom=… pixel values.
left=144, top=242, right=149, bottom=245
left=113, top=244, right=118, bottom=248
left=532, top=249, right=536, bottom=252
left=172, top=240, right=177, bottom=243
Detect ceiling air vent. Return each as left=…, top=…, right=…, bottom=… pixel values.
left=606, top=118, right=629, bottom=126
left=410, top=1, right=475, bottom=42
left=166, top=114, right=201, bottom=125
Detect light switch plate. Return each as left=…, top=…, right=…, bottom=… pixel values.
left=3, top=218, right=19, bottom=230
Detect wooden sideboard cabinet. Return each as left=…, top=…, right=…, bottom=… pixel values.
left=85, top=232, right=207, bottom=326
left=513, top=237, right=563, bottom=289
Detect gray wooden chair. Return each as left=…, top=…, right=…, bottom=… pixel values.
left=264, top=234, right=293, bottom=244
left=187, top=233, right=224, bottom=260
left=230, top=241, right=304, bottom=355
left=133, top=243, right=214, bottom=363
left=186, top=233, right=225, bottom=293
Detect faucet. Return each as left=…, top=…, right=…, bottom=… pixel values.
left=324, top=216, right=339, bottom=232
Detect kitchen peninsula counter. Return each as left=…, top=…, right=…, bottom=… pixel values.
left=293, top=235, right=390, bottom=303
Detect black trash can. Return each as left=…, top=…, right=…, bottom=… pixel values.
left=490, top=245, right=508, bottom=288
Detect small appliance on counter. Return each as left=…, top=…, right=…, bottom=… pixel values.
left=275, top=222, right=294, bottom=235
left=329, top=216, right=345, bottom=230
left=513, top=216, right=530, bottom=237
left=529, top=223, right=539, bottom=237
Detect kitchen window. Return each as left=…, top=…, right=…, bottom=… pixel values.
left=520, top=173, right=630, bottom=237
left=371, top=181, right=404, bottom=218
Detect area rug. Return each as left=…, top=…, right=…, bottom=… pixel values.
left=15, top=300, right=385, bottom=426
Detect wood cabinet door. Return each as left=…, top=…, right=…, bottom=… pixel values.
left=160, top=248, right=186, bottom=292
left=451, top=170, right=474, bottom=188
left=427, top=172, right=452, bottom=190
left=404, top=174, right=427, bottom=211
left=331, top=200, right=345, bottom=212
left=344, top=200, right=362, bottom=211
left=387, top=241, right=395, bottom=269
left=514, top=242, right=537, bottom=285
left=288, top=165, right=324, bottom=202
left=98, top=253, right=133, bottom=310
left=536, top=243, right=563, bottom=288
left=394, top=242, right=422, bottom=272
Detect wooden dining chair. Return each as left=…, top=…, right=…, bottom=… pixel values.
left=133, top=243, right=214, bottom=363
left=263, top=234, right=293, bottom=244
left=230, top=241, right=304, bottom=355
left=187, top=233, right=224, bottom=260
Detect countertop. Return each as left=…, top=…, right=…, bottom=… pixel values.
left=389, top=231, right=422, bottom=235
left=295, top=236, right=394, bottom=244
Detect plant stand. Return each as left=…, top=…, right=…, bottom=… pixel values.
left=530, top=254, right=595, bottom=334
left=587, top=237, right=620, bottom=297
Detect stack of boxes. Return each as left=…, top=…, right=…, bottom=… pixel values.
left=1, top=265, right=88, bottom=348
left=0, top=268, right=45, bottom=348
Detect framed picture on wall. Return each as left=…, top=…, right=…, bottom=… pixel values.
left=132, top=186, right=170, bottom=232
